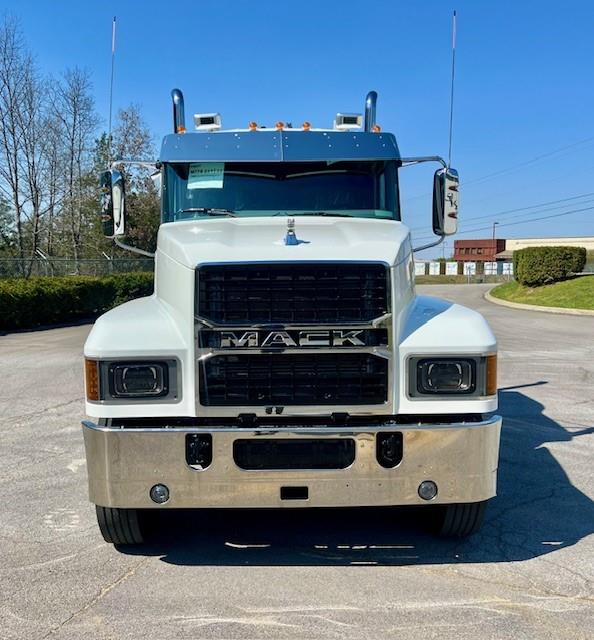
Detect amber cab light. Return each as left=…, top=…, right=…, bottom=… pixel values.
left=486, top=354, right=498, bottom=396
left=85, top=359, right=100, bottom=401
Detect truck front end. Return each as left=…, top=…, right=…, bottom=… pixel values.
left=83, top=90, right=501, bottom=544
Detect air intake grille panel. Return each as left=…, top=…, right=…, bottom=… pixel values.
left=199, top=353, right=388, bottom=406
left=197, top=262, right=389, bottom=325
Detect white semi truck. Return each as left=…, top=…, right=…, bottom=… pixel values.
left=83, top=89, right=501, bottom=545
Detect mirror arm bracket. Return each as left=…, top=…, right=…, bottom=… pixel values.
left=114, top=237, right=155, bottom=258
left=413, top=234, right=445, bottom=254
left=400, top=155, right=448, bottom=168
left=109, top=159, right=158, bottom=170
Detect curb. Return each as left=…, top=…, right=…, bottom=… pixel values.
left=484, top=289, right=594, bottom=317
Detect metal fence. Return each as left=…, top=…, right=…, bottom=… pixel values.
left=2, top=256, right=591, bottom=281
left=0, top=258, right=154, bottom=278
left=414, top=256, right=594, bottom=284
left=415, top=273, right=514, bottom=285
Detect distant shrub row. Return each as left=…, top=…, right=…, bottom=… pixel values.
left=514, top=246, right=586, bottom=287
left=0, top=273, right=154, bottom=331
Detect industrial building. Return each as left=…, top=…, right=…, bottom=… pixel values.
left=453, top=239, right=506, bottom=262
left=453, top=236, right=594, bottom=263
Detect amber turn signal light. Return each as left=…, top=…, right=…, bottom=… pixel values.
left=486, top=354, right=497, bottom=396
left=85, top=359, right=100, bottom=401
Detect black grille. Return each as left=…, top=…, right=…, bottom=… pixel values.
left=197, top=262, right=388, bottom=324
left=199, top=353, right=388, bottom=406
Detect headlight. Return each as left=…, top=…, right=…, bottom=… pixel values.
left=109, top=363, right=168, bottom=397
left=408, top=355, right=497, bottom=398
left=85, top=359, right=179, bottom=402
left=418, top=358, right=475, bottom=394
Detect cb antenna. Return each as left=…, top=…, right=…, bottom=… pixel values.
left=107, top=16, right=116, bottom=167
left=447, top=10, right=457, bottom=168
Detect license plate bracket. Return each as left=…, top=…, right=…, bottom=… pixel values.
left=233, top=438, right=355, bottom=470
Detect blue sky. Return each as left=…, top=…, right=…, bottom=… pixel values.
left=3, top=0, right=594, bottom=257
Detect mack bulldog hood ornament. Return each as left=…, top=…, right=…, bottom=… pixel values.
left=284, top=218, right=308, bottom=246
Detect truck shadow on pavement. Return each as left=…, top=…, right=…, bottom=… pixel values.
left=121, top=384, right=594, bottom=566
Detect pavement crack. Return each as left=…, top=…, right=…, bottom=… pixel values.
left=434, top=564, right=594, bottom=607
left=2, top=398, right=83, bottom=424
left=40, top=556, right=149, bottom=638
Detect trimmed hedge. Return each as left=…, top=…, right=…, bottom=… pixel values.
left=513, top=246, right=586, bottom=287
left=0, top=272, right=154, bottom=331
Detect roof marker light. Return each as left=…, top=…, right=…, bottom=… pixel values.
left=302, top=121, right=311, bottom=130
left=372, top=124, right=382, bottom=133
left=248, top=121, right=258, bottom=131
left=275, top=121, right=285, bottom=130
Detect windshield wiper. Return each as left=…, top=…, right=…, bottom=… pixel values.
left=297, top=211, right=353, bottom=218
left=273, top=211, right=354, bottom=218
left=175, top=207, right=236, bottom=217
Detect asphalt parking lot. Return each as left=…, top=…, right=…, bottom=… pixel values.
left=1, top=284, right=593, bottom=639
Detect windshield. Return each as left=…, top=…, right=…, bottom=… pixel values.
left=162, top=160, right=399, bottom=222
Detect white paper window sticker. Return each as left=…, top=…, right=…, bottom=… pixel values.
left=187, top=162, right=224, bottom=189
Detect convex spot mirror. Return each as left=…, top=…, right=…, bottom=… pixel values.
left=100, top=169, right=125, bottom=238
left=432, top=168, right=459, bottom=236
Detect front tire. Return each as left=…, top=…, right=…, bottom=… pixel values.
left=95, top=506, right=145, bottom=545
left=437, top=500, right=488, bottom=537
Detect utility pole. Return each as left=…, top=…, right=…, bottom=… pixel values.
left=492, top=221, right=499, bottom=241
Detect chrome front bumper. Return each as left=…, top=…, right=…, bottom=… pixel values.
left=82, top=416, right=502, bottom=509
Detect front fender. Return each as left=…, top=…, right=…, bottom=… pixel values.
left=84, top=296, right=194, bottom=418
left=396, top=295, right=498, bottom=415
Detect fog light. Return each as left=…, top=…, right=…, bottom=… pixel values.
left=418, top=480, right=438, bottom=501
left=150, top=484, right=170, bottom=504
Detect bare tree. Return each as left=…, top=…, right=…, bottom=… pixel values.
left=42, top=111, right=62, bottom=259
left=0, top=17, right=159, bottom=274
left=111, top=105, right=160, bottom=252
left=0, top=17, right=32, bottom=273
left=17, top=63, right=49, bottom=271
left=0, top=17, right=58, bottom=275
left=112, top=103, right=155, bottom=163
left=50, top=68, right=98, bottom=270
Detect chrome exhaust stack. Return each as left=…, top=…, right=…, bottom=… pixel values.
left=171, top=89, right=186, bottom=133
left=364, top=90, right=378, bottom=132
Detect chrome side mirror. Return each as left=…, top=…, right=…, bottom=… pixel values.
left=100, top=169, right=126, bottom=237
left=432, top=168, right=459, bottom=236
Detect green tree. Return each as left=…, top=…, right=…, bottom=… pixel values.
left=0, top=195, right=15, bottom=256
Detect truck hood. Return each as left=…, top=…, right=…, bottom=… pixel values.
left=157, top=217, right=411, bottom=268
